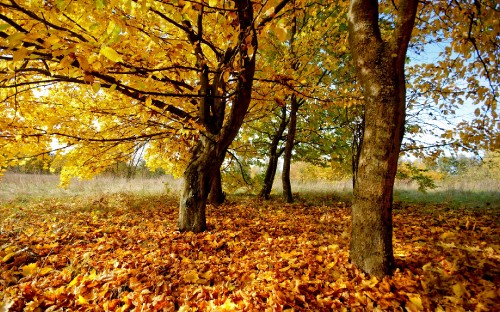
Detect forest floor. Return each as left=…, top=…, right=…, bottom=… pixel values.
left=1, top=192, right=499, bottom=311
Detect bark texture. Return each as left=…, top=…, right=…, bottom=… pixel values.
left=179, top=138, right=218, bottom=232
left=348, top=0, right=418, bottom=277
left=179, top=0, right=257, bottom=232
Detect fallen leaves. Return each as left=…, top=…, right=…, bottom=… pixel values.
left=0, top=195, right=499, bottom=311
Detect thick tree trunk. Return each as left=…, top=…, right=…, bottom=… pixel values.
left=259, top=106, right=287, bottom=199
left=282, top=94, right=299, bottom=203
left=347, top=0, right=418, bottom=277
left=179, top=138, right=221, bottom=232
left=349, top=72, right=404, bottom=277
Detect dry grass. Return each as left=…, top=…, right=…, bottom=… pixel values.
left=1, top=172, right=498, bottom=209
left=0, top=173, right=183, bottom=202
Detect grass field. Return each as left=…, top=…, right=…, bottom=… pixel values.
left=3, top=172, right=498, bottom=207
left=0, top=173, right=183, bottom=202
left=1, top=173, right=499, bottom=311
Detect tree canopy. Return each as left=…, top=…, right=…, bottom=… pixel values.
left=1, top=0, right=497, bottom=181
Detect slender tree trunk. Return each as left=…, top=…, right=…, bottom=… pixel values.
left=351, top=113, right=364, bottom=188
left=259, top=105, right=287, bottom=199
left=282, top=94, right=299, bottom=203
left=209, top=163, right=226, bottom=206
left=347, top=0, right=418, bottom=277
left=259, top=149, right=281, bottom=199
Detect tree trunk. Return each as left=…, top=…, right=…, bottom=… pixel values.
left=259, top=105, right=287, bottom=199
left=351, top=113, right=364, bottom=188
left=178, top=0, right=257, bottom=232
left=209, top=165, right=226, bottom=206
left=347, top=0, right=418, bottom=277
left=179, top=138, right=221, bottom=232
left=259, top=148, right=282, bottom=199
left=282, top=94, right=299, bottom=203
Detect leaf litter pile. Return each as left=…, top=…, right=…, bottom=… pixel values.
left=1, top=194, right=498, bottom=311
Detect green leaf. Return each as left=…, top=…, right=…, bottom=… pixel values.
left=89, top=23, right=100, bottom=32
left=0, top=24, right=11, bottom=31
left=100, top=46, right=123, bottom=63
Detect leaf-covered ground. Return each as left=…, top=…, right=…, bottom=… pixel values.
left=1, top=194, right=499, bottom=311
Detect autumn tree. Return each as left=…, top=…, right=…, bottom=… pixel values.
left=347, top=0, right=498, bottom=277
left=0, top=0, right=293, bottom=232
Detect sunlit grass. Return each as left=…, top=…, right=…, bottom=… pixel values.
left=1, top=172, right=498, bottom=210
left=0, top=172, right=182, bottom=202
left=271, top=176, right=500, bottom=209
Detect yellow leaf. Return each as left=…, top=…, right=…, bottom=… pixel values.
left=452, top=283, right=466, bottom=298
left=21, top=263, right=38, bottom=276
left=247, top=44, right=254, bottom=58
left=7, top=32, right=26, bottom=47
left=68, top=274, right=82, bottom=287
left=40, top=267, right=53, bottom=276
left=183, top=270, right=199, bottom=283
left=209, top=0, right=217, bottom=6
left=362, top=276, right=379, bottom=288
left=77, top=55, right=90, bottom=71
left=440, top=231, right=455, bottom=240
left=88, top=269, right=97, bottom=280
left=354, top=292, right=367, bottom=305
left=407, top=293, right=424, bottom=311
left=181, top=2, right=191, bottom=13
left=264, top=7, right=275, bottom=17
left=328, top=244, right=339, bottom=251
left=200, top=270, right=213, bottom=280
left=45, top=35, right=61, bottom=45
left=2, top=252, right=16, bottom=263
left=92, top=82, right=101, bottom=93
left=12, top=48, right=30, bottom=62
left=218, top=298, right=238, bottom=311
left=129, top=276, right=141, bottom=290
left=100, top=46, right=123, bottom=63
left=77, top=295, right=88, bottom=305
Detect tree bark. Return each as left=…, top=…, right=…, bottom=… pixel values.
left=282, top=94, right=299, bottom=203
left=347, top=0, right=418, bottom=277
left=259, top=105, right=287, bottom=199
left=209, top=164, right=226, bottom=206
